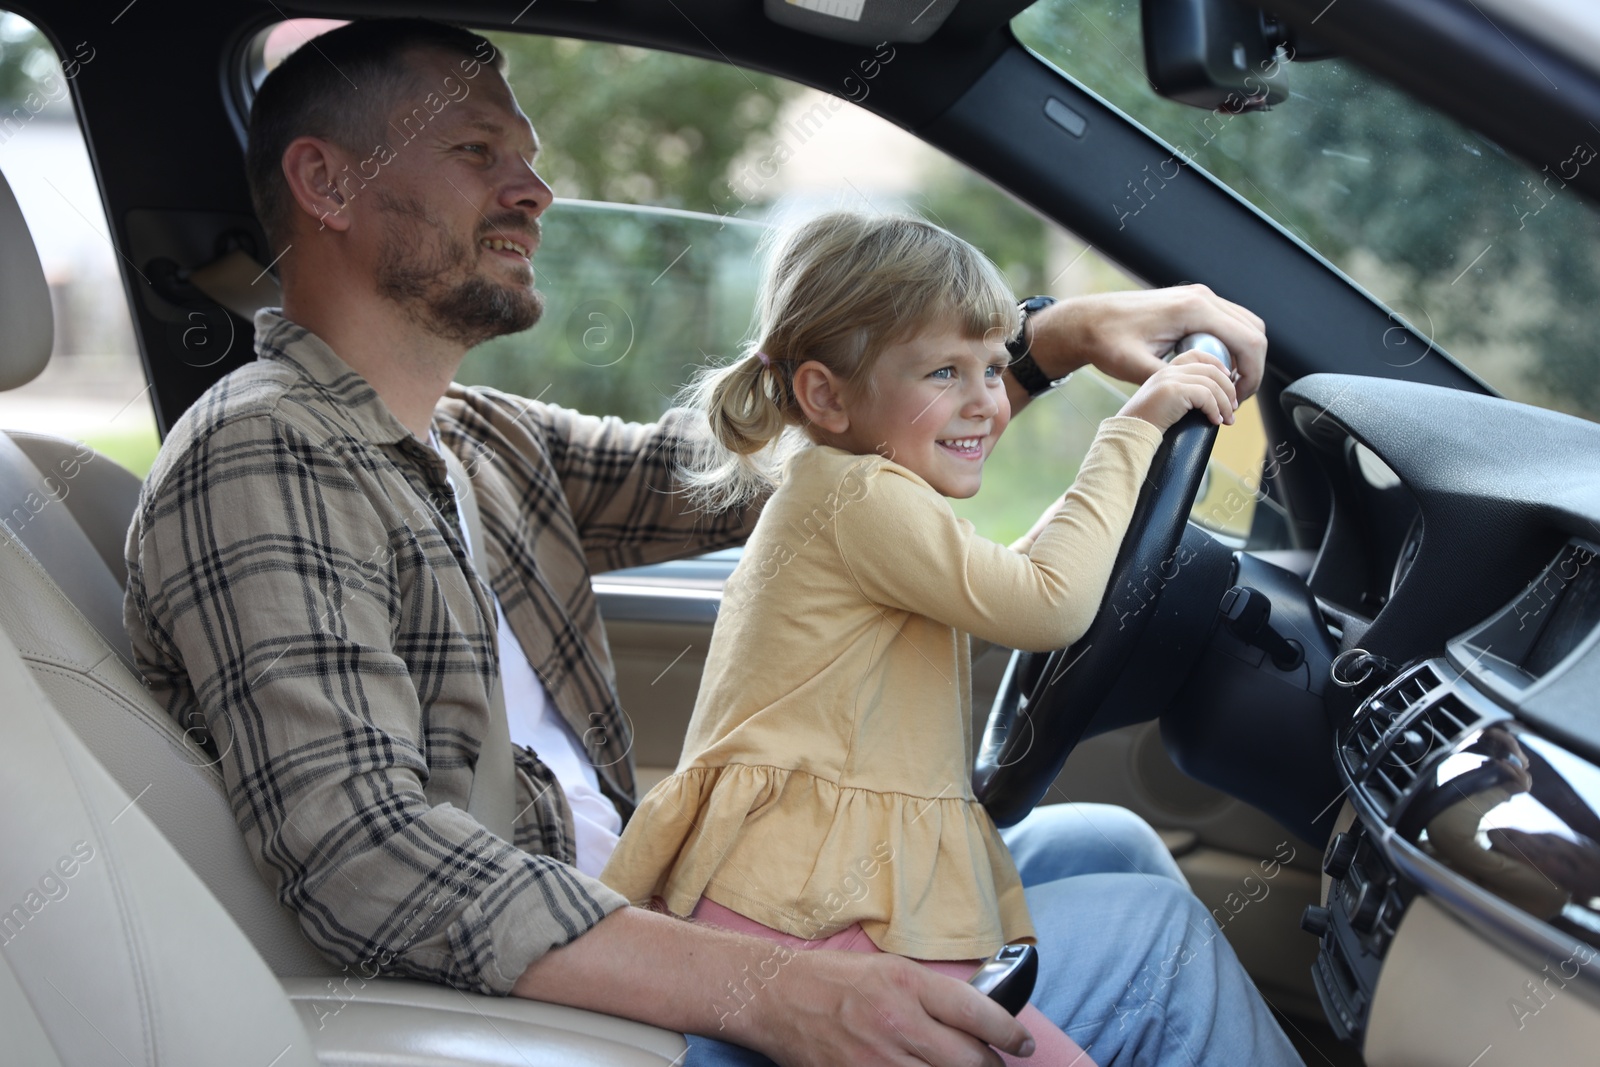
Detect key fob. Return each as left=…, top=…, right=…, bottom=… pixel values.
left=967, top=942, right=1038, bottom=1016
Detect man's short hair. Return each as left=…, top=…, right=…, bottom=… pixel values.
left=246, top=18, right=506, bottom=253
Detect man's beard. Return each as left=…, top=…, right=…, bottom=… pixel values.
left=373, top=191, right=544, bottom=348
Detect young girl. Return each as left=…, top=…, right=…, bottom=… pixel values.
left=600, top=211, right=1238, bottom=1063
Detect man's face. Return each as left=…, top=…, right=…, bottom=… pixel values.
left=356, top=49, right=554, bottom=349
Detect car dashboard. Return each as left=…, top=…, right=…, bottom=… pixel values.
left=1280, top=374, right=1600, bottom=1062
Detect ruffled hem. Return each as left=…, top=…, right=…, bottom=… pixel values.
left=600, top=763, right=1034, bottom=960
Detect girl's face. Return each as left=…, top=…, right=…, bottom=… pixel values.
left=833, top=322, right=1011, bottom=499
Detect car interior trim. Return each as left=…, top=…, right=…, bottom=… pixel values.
left=1363, top=894, right=1600, bottom=1067
left=593, top=582, right=723, bottom=627
left=1385, top=831, right=1600, bottom=1011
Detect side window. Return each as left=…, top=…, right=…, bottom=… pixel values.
left=471, top=31, right=1271, bottom=546
left=0, top=13, right=157, bottom=475
left=258, top=25, right=1271, bottom=546
left=458, top=33, right=786, bottom=424
left=461, top=203, right=765, bottom=423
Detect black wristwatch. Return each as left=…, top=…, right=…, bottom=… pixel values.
left=1005, top=295, right=1060, bottom=398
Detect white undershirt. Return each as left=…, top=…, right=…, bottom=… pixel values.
left=433, top=435, right=622, bottom=876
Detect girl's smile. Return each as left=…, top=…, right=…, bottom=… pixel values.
left=822, top=319, right=1011, bottom=499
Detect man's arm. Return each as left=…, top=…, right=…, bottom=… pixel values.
left=125, top=413, right=625, bottom=993
left=514, top=906, right=1036, bottom=1067
left=448, top=387, right=760, bottom=573
left=1007, top=284, right=1269, bottom=416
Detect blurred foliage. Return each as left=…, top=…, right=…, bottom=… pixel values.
left=466, top=30, right=1238, bottom=543
left=80, top=425, right=161, bottom=479
left=459, top=203, right=764, bottom=424
left=1014, top=0, right=1600, bottom=421
left=469, top=30, right=1077, bottom=435
left=0, top=12, right=48, bottom=104
left=486, top=32, right=798, bottom=211
left=915, top=165, right=1051, bottom=297
left=455, top=34, right=800, bottom=422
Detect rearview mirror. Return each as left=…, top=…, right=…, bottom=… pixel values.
left=1141, top=0, right=1333, bottom=112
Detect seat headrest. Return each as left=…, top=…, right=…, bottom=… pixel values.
left=0, top=166, right=54, bottom=391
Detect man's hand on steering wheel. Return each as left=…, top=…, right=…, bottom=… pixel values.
left=1026, top=284, right=1268, bottom=401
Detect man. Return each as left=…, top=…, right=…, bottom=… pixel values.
left=123, top=17, right=1297, bottom=1066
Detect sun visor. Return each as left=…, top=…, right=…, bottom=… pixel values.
left=763, top=0, right=961, bottom=44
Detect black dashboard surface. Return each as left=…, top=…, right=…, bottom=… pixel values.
left=1281, top=374, right=1600, bottom=756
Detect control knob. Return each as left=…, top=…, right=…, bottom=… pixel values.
left=1323, top=832, right=1358, bottom=881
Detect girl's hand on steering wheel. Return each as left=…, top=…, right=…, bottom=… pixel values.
left=1118, top=349, right=1239, bottom=430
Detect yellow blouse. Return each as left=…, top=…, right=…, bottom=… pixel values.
left=600, top=416, right=1164, bottom=959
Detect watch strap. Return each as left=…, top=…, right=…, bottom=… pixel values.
left=1006, top=296, right=1059, bottom=398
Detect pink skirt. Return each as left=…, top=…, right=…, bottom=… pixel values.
left=690, top=896, right=1094, bottom=1066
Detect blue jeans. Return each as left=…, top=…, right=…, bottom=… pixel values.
left=684, top=803, right=1303, bottom=1066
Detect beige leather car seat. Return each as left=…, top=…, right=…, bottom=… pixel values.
left=0, top=612, right=691, bottom=1065
left=0, top=164, right=332, bottom=977
left=0, top=166, right=689, bottom=1062
left=0, top=157, right=139, bottom=665
left=0, top=612, right=322, bottom=1066
left=0, top=510, right=339, bottom=975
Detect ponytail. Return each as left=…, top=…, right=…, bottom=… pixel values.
left=676, top=348, right=805, bottom=512
left=707, top=351, right=789, bottom=455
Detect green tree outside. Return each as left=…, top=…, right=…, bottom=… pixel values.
left=1014, top=0, right=1600, bottom=421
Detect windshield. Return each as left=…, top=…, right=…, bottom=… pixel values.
left=1015, top=1, right=1600, bottom=423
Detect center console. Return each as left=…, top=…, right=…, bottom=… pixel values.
left=1306, top=540, right=1600, bottom=1050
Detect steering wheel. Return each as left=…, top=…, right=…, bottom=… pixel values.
left=973, top=335, right=1234, bottom=827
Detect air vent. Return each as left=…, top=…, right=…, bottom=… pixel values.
left=1343, top=665, right=1438, bottom=773
left=1344, top=663, right=1480, bottom=819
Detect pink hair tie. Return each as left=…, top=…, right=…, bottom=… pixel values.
left=755, top=351, right=771, bottom=367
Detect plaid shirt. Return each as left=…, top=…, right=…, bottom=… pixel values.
left=123, top=310, right=755, bottom=993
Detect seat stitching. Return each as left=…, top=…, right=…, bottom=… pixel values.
left=23, top=661, right=227, bottom=788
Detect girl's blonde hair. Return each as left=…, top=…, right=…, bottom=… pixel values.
left=678, top=209, right=1021, bottom=511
